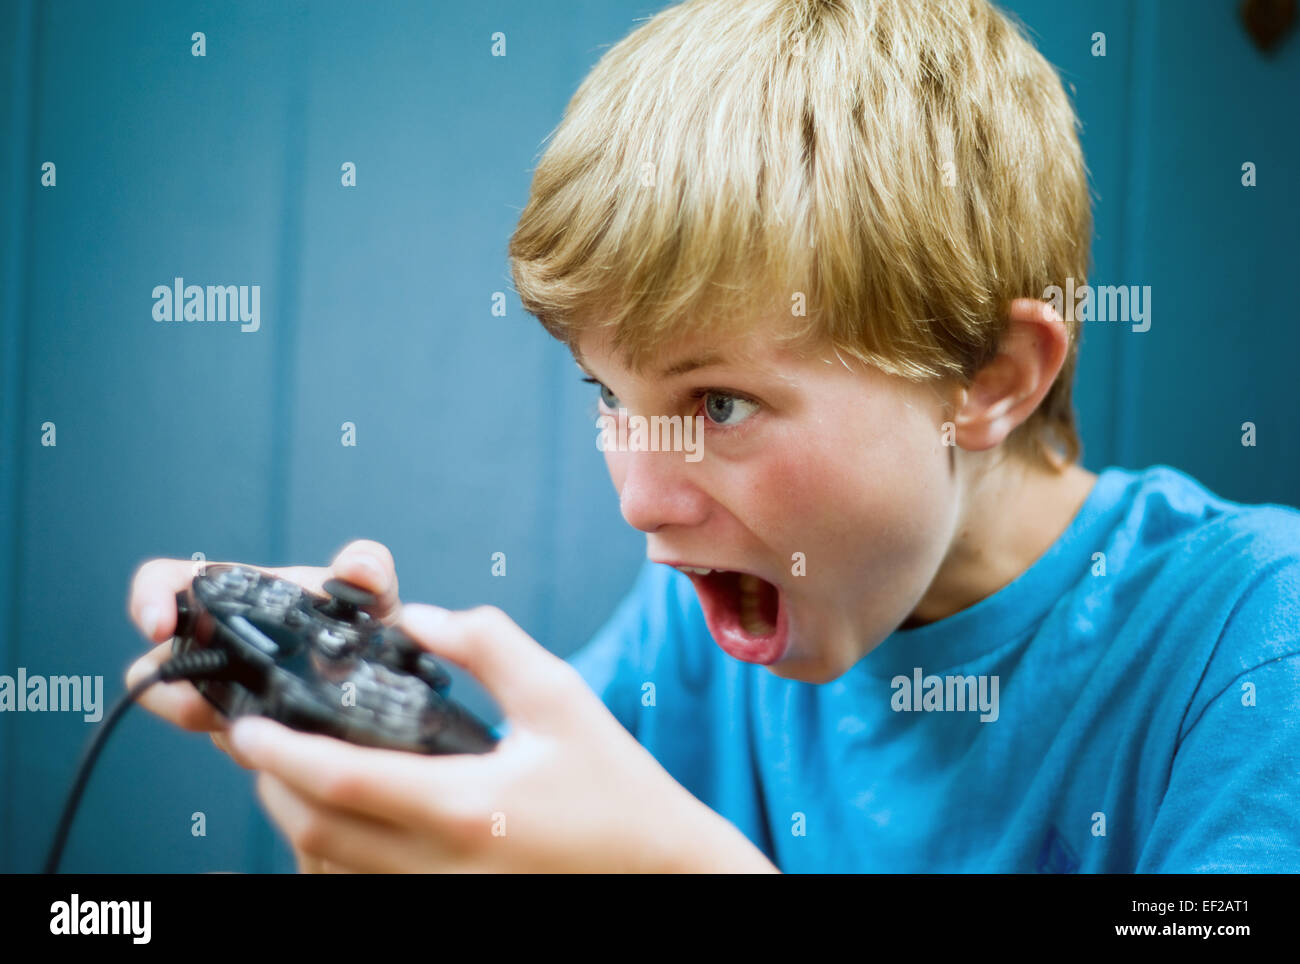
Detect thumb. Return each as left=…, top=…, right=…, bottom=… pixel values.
left=399, top=603, right=582, bottom=724
left=329, top=539, right=401, bottom=622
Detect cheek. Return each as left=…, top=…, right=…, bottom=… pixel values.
left=756, top=397, right=954, bottom=579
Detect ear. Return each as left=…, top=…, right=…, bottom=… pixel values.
left=950, top=299, right=1070, bottom=452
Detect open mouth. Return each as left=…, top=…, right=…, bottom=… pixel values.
left=673, top=566, right=789, bottom=665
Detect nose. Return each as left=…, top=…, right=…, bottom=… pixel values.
left=612, top=447, right=711, bottom=533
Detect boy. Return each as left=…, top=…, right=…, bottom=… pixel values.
left=128, top=0, right=1300, bottom=872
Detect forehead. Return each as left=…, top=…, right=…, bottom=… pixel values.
left=572, top=312, right=813, bottom=380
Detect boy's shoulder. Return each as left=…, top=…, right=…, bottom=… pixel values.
left=1098, top=464, right=1300, bottom=736
left=1101, top=469, right=1300, bottom=871
left=1095, top=462, right=1300, bottom=583
left=1129, top=462, right=1300, bottom=541
left=1112, top=462, right=1300, bottom=604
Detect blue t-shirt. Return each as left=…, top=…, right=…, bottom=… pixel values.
left=566, top=464, right=1300, bottom=872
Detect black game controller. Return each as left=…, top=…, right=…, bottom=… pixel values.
left=170, top=563, right=498, bottom=754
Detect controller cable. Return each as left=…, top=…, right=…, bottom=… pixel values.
left=43, top=648, right=231, bottom=874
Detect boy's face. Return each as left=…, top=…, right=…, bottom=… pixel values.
left=574, top=316, right=966, bottom=684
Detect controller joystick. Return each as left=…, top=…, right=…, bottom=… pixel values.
left=319, top=577, right=378, bottom=620
left=170, top=564, right=497, bottom=754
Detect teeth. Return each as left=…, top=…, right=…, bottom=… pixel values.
left=738, top=572, right=775, bottom=637
left=673, top=567, right=777, bottom=636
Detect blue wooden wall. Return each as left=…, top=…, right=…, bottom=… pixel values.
left=1, top=0, right=1296, bottom=872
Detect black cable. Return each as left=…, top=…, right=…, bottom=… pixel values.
left=43, top=648, right=231, bottom=874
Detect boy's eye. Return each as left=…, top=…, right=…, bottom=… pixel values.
left=582, top=376, right=621, bottom=410
left=581, top=376, right=759, bottom=427
left=701, top=392, right=759, bottom=426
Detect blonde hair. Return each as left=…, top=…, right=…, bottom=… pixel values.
left=508, top=0, right=1093, bottom=471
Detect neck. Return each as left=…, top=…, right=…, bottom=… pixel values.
left=901, top=454, right=1099, bottom=629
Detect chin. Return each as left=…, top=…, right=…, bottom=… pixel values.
left=761, top=623, right=889, bottom=684
left=759, top=642, right=852, bottom=685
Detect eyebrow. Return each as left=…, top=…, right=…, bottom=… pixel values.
left=657, top=353, right=724, bottom=378
left=572, top=347, right=725, bottom=380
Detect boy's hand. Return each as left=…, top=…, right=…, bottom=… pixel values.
left=228, top=603, right=780, bottom=873
left=124, top=540, right=402, bottom=766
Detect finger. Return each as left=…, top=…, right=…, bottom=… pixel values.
left=125, top=645, right=226, bottom=732
left=257, top=773, right=429, bottom=874
left=211, top=730, right=254, bottom=768
left=399, top=604, right=583, bottom=723
left=292, top=840, right=358, bottom=874
left=295, top=848, right=328, bottom=874
left=129, top=558, right=336, bottom=645
left=293, top=848, right=355, bottom=874
left=228, top=716, right=484, bottom=827
left=128, top=559, right=195, bottom=642
left=328, top=540, right=401, bottom=621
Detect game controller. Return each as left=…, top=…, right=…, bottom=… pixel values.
left=170, top=563, right=498, bottom=754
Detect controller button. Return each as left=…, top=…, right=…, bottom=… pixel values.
left=374, top=630, right=451, bottom=691
left=214, top=567, right=255, bottom=593
left=229, top=614, right=280, bottom=657
left=260, top=583, right=300, bottom=609
left=316, top=627, right=352, bottom=656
